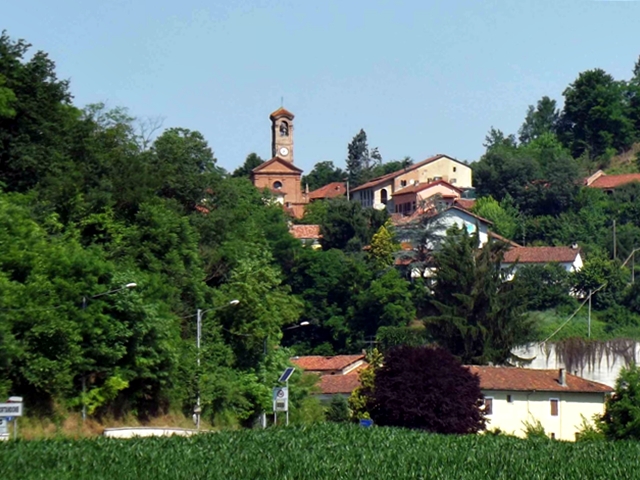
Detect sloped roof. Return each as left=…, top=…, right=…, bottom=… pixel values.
left=269, top=107, right=295, bottom=120
left=351, top=154, right=466, bottom=193
left=289, top=224, right=321, bottom=240
left=435, top=205, right=493, bottom=226
left=588, top=173, right=640, bottom=189
left=251, top=156, right=303, bottom=174
left=319, top=373, right=362, bottom=394
left=468, top=366, right=612, bottom=393
left=308, top=182, right=347, bottom=200
left=392, top=179, right=462, bottom=197
left=454, top=198, right=476, bottom=210
left=291, top=354, right=365, bottom=372
left=488, top=231, right=522, bottom=248
left=503, top=246, right=580, bottom=264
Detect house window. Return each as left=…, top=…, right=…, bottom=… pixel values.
left=381, top=189, right=388, bottom=205
left=484, top=397, right=493, bottom=415
left=507, top=395, right=513, bottom=403
left=450, top=178, right=457, bottom=184
left=273, top=181, right=283, bottom=190
left=400, top=180, right=407, bottom=187
left=550, top=398, right=559, bottom=416
left=453, top=167, right=457, bottom=172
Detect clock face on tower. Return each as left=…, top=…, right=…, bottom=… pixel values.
left=279, top=147, right=289, bottom=156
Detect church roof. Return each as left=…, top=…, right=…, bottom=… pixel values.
left=269, top=107, right=295, bottom=120
left=251, top=156, right=303, bottom=174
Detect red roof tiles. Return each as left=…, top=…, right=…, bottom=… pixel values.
left=308, top=182, right=347, bottom=200
left=291, top=354, right=365, bottom=372
left=251, top=156, right=303, bottom=173
left=588, top=174, right=640, bottom=189
left=289, top=224, right=322, bottom=240
left=269, top=107, right=295, bottom=120
left=454, top=198, right=476, bottom=210
left=502, top=246, right=580, bottom=264
left=468, top=366, right=612, bottom=393
left=392, top=179, right=462, bottom=196
left=319, top=374, right=362, bottom=394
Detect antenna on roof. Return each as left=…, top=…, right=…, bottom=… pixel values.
left=281, top=96, right=284, bottom=107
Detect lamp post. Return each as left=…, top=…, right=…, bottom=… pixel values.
left=194, top=299, right=240, bottom=430
left=81, top=282, right=137, bottom=422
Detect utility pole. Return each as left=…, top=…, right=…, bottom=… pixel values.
left=613, top=220, right=617, bottom=260
left=195, top=309, right=202, bottom=430
left=588, top=290, right=592, bottom=339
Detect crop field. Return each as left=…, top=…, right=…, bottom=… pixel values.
left=2, top=424, right=640, bottom=479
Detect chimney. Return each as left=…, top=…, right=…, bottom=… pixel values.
left=559, top=368, right=567, bottom=387
left=571, top=243, right=579, bottom=250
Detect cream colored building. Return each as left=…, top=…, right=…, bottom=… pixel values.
left=469, top=366, right=612, bottom=441
left=350, top=154, right=472, bottom=212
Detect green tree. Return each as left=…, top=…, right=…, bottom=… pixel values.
left=559, top=69, right=634, bottom=161
left=348, top=348, right=382, bottom=420
left=600, top=364, right=640, bottom=440
left=518, top=96, right=559, bottom=145
left=301, top=161, right=345, bottom=191
left=319, top=197, right=370, bottom=251
left=368, top=221, right=398, bottom=268
left=325, top=395, right=350, bottom=422
left=425, top=227, right=531, bottom=364
left=232, top=152, right=264, bottom=178
left=346, top=129, right=374, bottom=187
left=516, top=264, right=574, bottom=311
left=471, top=196, right=518, bottom=239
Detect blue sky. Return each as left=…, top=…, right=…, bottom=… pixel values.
left=4, top=0, right=640, bottom=173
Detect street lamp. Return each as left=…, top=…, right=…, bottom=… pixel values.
left=81, top=282, right=137, bottom=422
left=194, top=299, right=240, bottom=430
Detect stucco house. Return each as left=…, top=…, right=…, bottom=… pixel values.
left=584, top=170, right=640, bottom=193
left=501, top=246, right=583, bottom=276
left=350, top=154, right=472, bottom=213
left=289, top=224, right=322, bottom=249
left=392, top=180, right=462, bottom=216
left=469, top=366, right=612, bottom=441
left=291, top=354, right=367, bottom=402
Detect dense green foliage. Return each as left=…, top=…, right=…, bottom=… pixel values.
left=600, top=364, right=640, bottom=440
left=3, top=424, right=640, bottom=479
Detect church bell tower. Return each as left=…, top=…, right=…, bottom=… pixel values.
left=270, top=107, right=294, bottom=162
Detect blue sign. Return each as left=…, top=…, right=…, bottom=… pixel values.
left=359, top=419, right=373, bottom=428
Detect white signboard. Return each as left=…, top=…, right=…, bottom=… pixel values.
left=0, top=403, right=23, bottom=417
left=272, top=387, right=288, bottom=412
left=0, top=418, right=8, bottom=434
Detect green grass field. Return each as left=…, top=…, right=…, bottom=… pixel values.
left=2, top=424, right=640, bottom=479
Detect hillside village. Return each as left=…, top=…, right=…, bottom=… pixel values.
left=3, top=30, right=640, bottom=445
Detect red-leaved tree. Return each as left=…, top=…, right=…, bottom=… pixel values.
left=368, top=345, right=486, bottom=434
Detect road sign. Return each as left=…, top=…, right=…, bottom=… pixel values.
left=272, top=387, right=289, bottom=412
left=0, top=403, right=23, bottom=417
left=0, top=418, right=8, bottom=434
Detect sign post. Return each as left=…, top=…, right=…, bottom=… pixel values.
left=272, top=387, right=288, bottom=426
left=2, top=397, right=24, bottom=440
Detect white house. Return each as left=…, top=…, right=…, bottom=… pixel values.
left=501, top=246, right=583, bottom=276
left=469, top=366, right=612, bottom=441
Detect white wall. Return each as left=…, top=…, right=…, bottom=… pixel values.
left=512, top=341, right=639, bottom=388
left=483, top=390, right=607, bottom=441
left=434, top=210, right=489, bottom=247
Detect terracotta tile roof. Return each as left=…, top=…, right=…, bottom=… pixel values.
left=467, top=366, right=613, bottom=393
left=251, top=156, right=303, bottom=174
left=308, top=182, right=347, bottom=200
left=454, top=198, right=476, bottom=210
left=502, top=246, right=580, bottom=264
left=588, top=173, right=640, bottom=189
left=392, top=179, right=462, bottom=196
left=269, top=107, right=295, bottom=119
left=351, top=154, right=467, bottom=193
left=289, top=224, right=322, bottom=240
left=319, top=373, right=362, bottom=394
left=291, top=354, right=365, bottom=372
